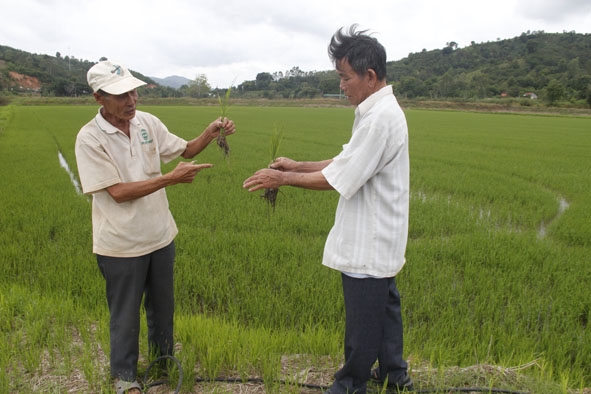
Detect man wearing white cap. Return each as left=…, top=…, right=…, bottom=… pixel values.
left=75, top=59, right=236, bottom=394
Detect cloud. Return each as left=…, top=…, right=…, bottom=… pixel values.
left=516, top=0, right=591, bottom=23
left=1, top=0, right=590, bottom=88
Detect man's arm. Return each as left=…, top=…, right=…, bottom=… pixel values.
left=270, top=157, right=332, bottom=173
left=242, top=167, right=333, bottom=192
left=282, top=170, right=334, bottom=190
left=182, top=118, right=236, bottom=159
left=107, top=162, right=212, bottom=203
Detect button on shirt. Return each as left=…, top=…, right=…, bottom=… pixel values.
left=321, top=85, right=410, bottom=278
left=75, top=109, right=188, bottom=257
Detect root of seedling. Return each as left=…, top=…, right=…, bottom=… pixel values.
left=217, top=134, right=230, bottom=157
left=262, top=187, right=279, bottom=211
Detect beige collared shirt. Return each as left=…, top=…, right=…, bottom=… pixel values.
left=321, top=85, right=410, bottom=277
left=75, top=109, right=187, bottom=257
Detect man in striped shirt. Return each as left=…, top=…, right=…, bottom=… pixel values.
left=243, top=25, right=413, bottom=393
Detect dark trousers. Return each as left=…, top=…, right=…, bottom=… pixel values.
left=331, top=273, right=408, bottom=394
left=97, top=242, right=175, bottom=381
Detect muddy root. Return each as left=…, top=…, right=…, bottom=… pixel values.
left=217, top=134, right=230, bottom=157
left=262, top=188, right=279, bottom=211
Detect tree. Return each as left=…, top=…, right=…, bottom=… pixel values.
left=272, top=71, right=284, bottom=81
left=238, top=80, right=257, bottom=91
left=286, top=66, right=305, bottom=78
left=255, top=72, right=273, bottom=89
left=398, top=76, right=428, bottom=98
left=437, top=69, right=464, bottom=97
left=443, top=41, right=458, bottom=55
left=318, top=74, right=340, bottom=94
left=187, top=74, right=211, bottom=98
left=545, top=79, right=564, bottom=106
left=468, top=71, right=491, bottom=98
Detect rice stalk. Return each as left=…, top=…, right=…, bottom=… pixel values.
left=262, top=125, right=284, bottom=211
left=216, top=85, right=232, bottom=158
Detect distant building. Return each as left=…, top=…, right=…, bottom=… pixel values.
left=523, top=92, right=538, bottom=99
left=323, top=93, right=346, bottom=99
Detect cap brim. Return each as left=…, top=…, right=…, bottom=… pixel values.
left=100, top=76, right=147, bottom=95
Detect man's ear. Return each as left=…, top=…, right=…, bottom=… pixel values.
left=93, top=92, right=103, bottom=104
left=367, top=69, right=378, bottom=88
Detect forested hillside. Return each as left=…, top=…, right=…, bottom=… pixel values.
left=0, top=48, right=158, bottom=97
left=389, top=31, right=591, bottom=103
left=1, top=30, right=590, bottom=105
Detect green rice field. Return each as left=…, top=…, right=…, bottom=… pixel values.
left=1, top=102, right=590, bottom=393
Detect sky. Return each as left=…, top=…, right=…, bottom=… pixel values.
left=1, top=0, right=590, bottom=88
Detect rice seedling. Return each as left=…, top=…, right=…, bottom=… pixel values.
left=216, top=86, right=232, bottom=158
left=262, top=124, right=284, bottom=211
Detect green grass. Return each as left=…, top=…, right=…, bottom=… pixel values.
left=1, top=103, right=590, bottom=393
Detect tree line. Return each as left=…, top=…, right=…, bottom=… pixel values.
left=389, top=31, right=591, bottom=106
left=1, top=31, right=590, bottom=106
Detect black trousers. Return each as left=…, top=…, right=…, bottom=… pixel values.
left=97, top=241, right=175, bottom=381
left=331, top=273, right=408, bottom=394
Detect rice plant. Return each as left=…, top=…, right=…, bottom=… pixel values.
left=216, top=86, right=232, bottom=158
left=261, top=124, right=284, bottom=211
left=3, top=104, right=591, bottom=393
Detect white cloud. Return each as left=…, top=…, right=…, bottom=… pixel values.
left=516, top=0, right=591, bottom=22
left=1, top=0, right=590, bottom=87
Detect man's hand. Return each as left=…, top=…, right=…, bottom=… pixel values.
left=269, top=157, right=297, bottom=172
left=169, top=161, right=213, bottom=184
left=182, top=118, right=236, bottom=159
left=242, top=168, right=284, bottom=192
left=106, top=162, right=213, bottom=203
left=208, top=117, right=236, bottom=138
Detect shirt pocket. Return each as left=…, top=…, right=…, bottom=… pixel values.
left=141, top=142, right=161, bottom=175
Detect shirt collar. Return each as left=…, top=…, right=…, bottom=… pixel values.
left=94, top=107, right=140, bottom=134
left=355, top=85, right=393, bottom=118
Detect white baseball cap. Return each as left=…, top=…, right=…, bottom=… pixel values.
left=87, top=59, right=147, bottom=95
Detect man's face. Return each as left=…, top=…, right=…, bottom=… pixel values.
left=95, top=90, right=139, bottom=122
left=336, top=59, right=372, bottom=106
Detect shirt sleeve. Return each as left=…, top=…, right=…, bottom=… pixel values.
left=74, top=133, right=121, bottom=195
left=322, top=121, right=388, bottom=200
left=146, top=114, right=187, bottom=164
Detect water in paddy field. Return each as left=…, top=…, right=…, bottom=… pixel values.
left=58, top=151, right=82, bottom=195
left=538, top=197, right=569, bottom=238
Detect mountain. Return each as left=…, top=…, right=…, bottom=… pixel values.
left=385, top=31, right=591, bottom=101
left=236, top=31, right=591, bottom=104
left=149, top=75, right=192, bottom=89
left=1, top=31, right=590, bottom=103
left=0, top=45, right=159, bottom=96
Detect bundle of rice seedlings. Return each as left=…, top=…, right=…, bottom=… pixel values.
left=262, top=125, right=284, bottom=211
left=216, top=86, right=232, bottom=158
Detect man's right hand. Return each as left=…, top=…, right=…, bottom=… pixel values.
left=170, top=161, right=213, bottom=184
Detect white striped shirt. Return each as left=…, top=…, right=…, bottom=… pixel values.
left=321, top=85, right=410, bottom=278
